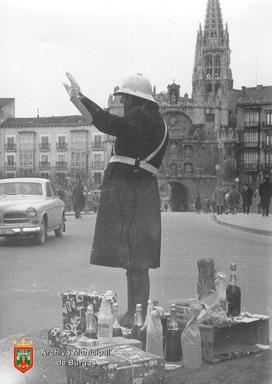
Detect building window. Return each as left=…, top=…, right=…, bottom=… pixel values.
left=243, top=130, right=258, bottom=145
left=264, top=153, right=272, bottom=166
left=92, top=154, right=104, bottom=170
left=244, top=111, right=259, bottom=127
left=6, top=136, right=16, bottom=150
left=214, top=55, right=221, bottom=79
left=71, top=132, right=86, bottom=147
left=41, top=154, right=48, bottom=163
left=93, top=172, right=102, bottom=185
left=57, top=154, right=66, bottom=163
left=40, top=136, right=50, bottom=149
left=7, top=155, right=15, bottom=166
left=71, top=151, right=85, bottom=168
left=266, top=135, right=270, bottom=146
left=205, top=55, right=213, bottom=79
left=20, top=134, right=34, bottom=146
left=19, top=150, right=34, bottom=168
left=6, top=173, right=15, bottom=178
left=266, top=112, right=272, bottom=126
left=243, top=152, right=258, bottom=167
left=206, top=114, right=215, bottom=123
left=206, top=83, right=213, bottom=95
left=57, top=136, right=67, bottom=149
left=93, top=135, right=103, bottom=149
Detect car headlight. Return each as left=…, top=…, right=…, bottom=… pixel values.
left=27, top=207, right=37, bottom=217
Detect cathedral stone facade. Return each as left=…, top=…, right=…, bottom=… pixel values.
left=109, top=0, right=272, bottom=211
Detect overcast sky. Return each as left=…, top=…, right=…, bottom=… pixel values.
left=0, top=0, right=271, bottom=118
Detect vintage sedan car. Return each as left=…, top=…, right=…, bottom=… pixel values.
left=0, top=178, right=66, bottom=244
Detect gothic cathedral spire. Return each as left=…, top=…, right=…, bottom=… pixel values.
left=192, top=0, right=233, bottom=127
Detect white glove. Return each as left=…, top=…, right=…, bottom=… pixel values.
left=63, top=72, right=82, bottom=100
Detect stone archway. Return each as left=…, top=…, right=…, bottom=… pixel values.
left=169, top=182, right=188, bottom=212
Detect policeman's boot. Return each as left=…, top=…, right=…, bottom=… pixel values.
left=119, top=270, right=135, bottom=328
left=131, top=269, right=150, bottom=323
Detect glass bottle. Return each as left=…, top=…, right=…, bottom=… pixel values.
left=131, top=304, right=145, bottom=344
left=97, top=295, right=113, bottom=342
left=112, top=303, right=123, bottom=337
left=85, top=304, right=97, bottom=339
left=226, top=263, right=241, bottom=317
left=165, top=304, right=182, bottom=362
left=146, top=309, right=164, bottom=357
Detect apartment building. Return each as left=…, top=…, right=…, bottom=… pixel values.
left=0, top=112, right=112, bottom=188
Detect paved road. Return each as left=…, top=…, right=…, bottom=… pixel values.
left=0, top=213, right=271, bottom=338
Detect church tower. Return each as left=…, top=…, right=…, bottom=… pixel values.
left=192, top=0, right=233, bottom=136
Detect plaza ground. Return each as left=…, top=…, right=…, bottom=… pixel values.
left=0, top=212, right=271, bottom=383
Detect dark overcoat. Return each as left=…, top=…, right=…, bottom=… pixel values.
left=259, top=180, right=272, bottom=204
left=72, top=183, right=85, bottom=211
left=80, top=96, right=168, bottom=270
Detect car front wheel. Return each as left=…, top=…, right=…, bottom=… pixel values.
left=36, top=218, right=47, bottom=245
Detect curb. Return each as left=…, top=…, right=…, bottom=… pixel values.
left=212, top=214, right=272, bottom=237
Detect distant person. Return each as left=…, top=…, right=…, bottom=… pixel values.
left=203, top=196, right=211, bottom=214
left=229, top=186, right=240, bottom=215
left=224, top=189, right=231, bottom=215
left=253, top=187, right=261, bottom=214
left=259, top=176, right=272, bottom=217
left=72, top=179, right=85, bottom=218
left=241, top=183, right=253, bottom=214
left=164, top=202, right=169, bottom=212
left=212, top=185, right=224, bottom=215
left=194, top=193, right=201, bottom=214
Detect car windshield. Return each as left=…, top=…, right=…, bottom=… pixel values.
left=0, top=182, right=43, bottom=196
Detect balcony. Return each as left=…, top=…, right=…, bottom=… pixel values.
left=92, top=143, right=104, bottom=151
left=39, top=161, right=51, bottom=170
left=5, top=162, right=16, bottom=170
left=56, top=143, right=68, bottom=151
left=261, top=164, right=272, bottom=173
left=242, top=163, right=258, bottom=171
left=91, top=161, right=104, bottom=170
left=243, top=141, right=259, bottom=148
left=244, top=122, right=260, bottom=129
left=5, top=144, right=16, bottom=151
left=39, top=143, right=51, bottom=151
left=55, top=161, right=68, bottom=171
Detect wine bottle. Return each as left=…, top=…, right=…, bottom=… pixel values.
left=226, top=263, right=241, bottom=317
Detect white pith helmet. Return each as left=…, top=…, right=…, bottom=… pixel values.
left=113, top=74, right=157, bottom=103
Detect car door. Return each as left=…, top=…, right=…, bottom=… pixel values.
left=45, top=182, right=58, bottom=228
left=50, top=183, right=63, bottom=226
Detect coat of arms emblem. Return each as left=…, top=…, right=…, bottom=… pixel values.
left=13, top=338, right=34, bottom=373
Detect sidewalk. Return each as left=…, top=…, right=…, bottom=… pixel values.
left=213, top=213, right=272, bottom=236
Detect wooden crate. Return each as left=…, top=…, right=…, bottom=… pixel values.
left=199, top=317, right=270, bottom=363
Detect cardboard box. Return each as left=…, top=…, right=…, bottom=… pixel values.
left=200, top=316, right=270, bottom=363
left=65, top=344, right=165, bottom=384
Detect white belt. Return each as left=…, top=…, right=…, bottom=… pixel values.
left=109, top=155, right=158, bottom=176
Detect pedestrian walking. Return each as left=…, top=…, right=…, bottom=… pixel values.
left=64, top=73, right=168, bottom=327
left=241, top=183, right=253, bottom=214
left=203, top=196, right=211, bottom=214
left=253, top=187, right=261, bottom=214
left=212, top=185, right=224, bottom=215
left=229, top=186, right=240, bottom=214
left=72, top=179, right=85, bottom=218
left=224, top=189, right=230, bottom=214
left=194, top=193, right=201, bottom=214
left=259, top=176, right=272, bottom=217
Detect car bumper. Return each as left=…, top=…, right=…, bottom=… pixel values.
left=0, top=226, right=41, bottom=236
